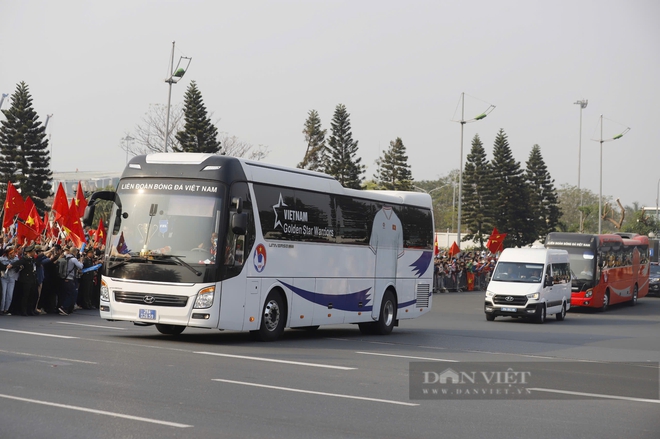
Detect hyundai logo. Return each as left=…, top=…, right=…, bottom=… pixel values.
left=505, top=296, right=514, bottom=302
left=143, top=295, right=156, bottom=304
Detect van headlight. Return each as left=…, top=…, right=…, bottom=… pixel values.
left=100, top=280, right=110, bottom=302
left=526, top=292, right=540, bottom=300
left=485, top=290, right=494, bottom=298
left=194, top=286, right=215, bottom=309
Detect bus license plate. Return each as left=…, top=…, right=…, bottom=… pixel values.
left=139, top=309, right=156, bottom=320
left=501, top=307, right=516, bottom=312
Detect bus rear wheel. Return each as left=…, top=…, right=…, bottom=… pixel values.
left=155, top=324, right=186, bottom=336
left=256, top=291, right=286, bottom=342
left=629, top=285, right=638, bottom=306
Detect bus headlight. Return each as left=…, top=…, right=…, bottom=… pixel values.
left=526, top=292, right=540, bottom=300
left=100, top=280, right=110, bottom=302
left=585, top=289, right=593, bottom=298
left=194, top=286, right=215, bottom=309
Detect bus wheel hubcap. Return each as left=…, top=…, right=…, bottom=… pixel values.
left=264, top=300, right=280, bottom=331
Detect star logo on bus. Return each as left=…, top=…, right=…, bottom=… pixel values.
left=273, top=193, right=287, bottom=230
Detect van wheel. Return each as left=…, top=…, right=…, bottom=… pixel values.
left=486, top=314, right=496, bottom=322
left=535, top=304, right=546, bottom=324
left=600, top=291, right=610, bottom=312
left=629, top=285, right=638, bottom=306
left=256, top=291, right=286, bottom=342
left=155, top=324, right=185, bottom=335
left=556, top=302, right=566, bottom=321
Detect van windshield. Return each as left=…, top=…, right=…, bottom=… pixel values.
left=492, top=262, right=544, bottom=283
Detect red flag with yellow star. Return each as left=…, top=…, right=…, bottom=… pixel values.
left=18, top=196, right=35, bottom=221
left=75, top=181, right=88, bottom=217
left=25, top=204, right=43, bottom=234
left=3, top=181, right=24, bottom=229
left=449, top=241, right=460, bottom=257
left=63, top=199, right=85, bottom=248
left=52, top=182, right=69, bottom=226
left=93, top=217, right=106, bottom=244
left=486, top=228, right=507, bottom=253
left=17, top=221, right=39, bottom=245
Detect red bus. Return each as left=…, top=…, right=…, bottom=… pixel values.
left=545, top=232, right=650, bottom=310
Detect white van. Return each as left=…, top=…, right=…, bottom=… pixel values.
left=484, top=248, right=571, bottom=323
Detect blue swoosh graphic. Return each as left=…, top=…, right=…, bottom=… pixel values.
left=410, top=251, right=433, bottom=278
left=278, top=280, right=373, bottom=312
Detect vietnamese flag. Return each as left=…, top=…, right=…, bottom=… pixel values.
left=18, top=196, right=35, bottom=221
left=17, top=221, right=39, bottom=245
left=94, top=217, right=106, bottom=244
left=449, top=241, right=460, bottom=257
left=63, top=202, right=86, bottom=248
left=466, top=272, right=475, bottom=291
left=74, top=181, right=88, bottom=217
left=486, top=228, right=507, bottom=254
left=434, top=234, right=439, bottom=256
left=3, top=181, right=24, bottom=228
left=52, top=182, right=69, bottom=225
left=25, top=204, right=43, bottom=234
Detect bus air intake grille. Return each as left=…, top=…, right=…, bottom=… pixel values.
left=493, top=295, right=527, bottom=306
left=416, top=284, right=430, bottom=308
left=114, top=292, right=189, bottom=307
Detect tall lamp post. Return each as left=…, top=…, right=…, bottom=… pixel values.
left=656, top=177, right=660, bottom=225
left=122, top=135, right=135, bottom=164
left=164, top=41, right=192, bottom=153
left=574, top=99, right=588, bottom=232
left=594, top=114, right=630, bottom=234
left=0, top=93, right=8, bottom=110
left=453, top=92, right=495, bottom=250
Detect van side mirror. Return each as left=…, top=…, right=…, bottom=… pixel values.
left=544, top=275, right=553, bottom=287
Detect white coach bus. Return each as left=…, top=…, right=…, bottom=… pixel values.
left=83, top=153, right=434, bottom=341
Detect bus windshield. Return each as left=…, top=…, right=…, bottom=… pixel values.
left=563, top=248, right=596, bottom=282
left=106, top=178, right=226, bottom=272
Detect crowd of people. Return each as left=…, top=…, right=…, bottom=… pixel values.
left=0, top=231, right=104, bottom=317
left=433, top=250, right=498, bottom=293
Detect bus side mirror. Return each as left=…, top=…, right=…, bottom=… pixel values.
left=82, top=204, right=96, bottom=227
left=113, top=209, right=123, bottom=235
left=231, top=212, right=247, bottom=236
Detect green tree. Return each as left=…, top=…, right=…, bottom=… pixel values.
left=525, top=144, right=561, bottom=242
left=556, top=184, right=600, bottom=233
left=325, top=104, right=365, bottom=189
left=374, top=137, right=413, bottom=190
left=173, top=81, right=221, bottom=154
left=298, top=109, right=326, bottom=172
left=0, top=82, right=52, bottom=214
left=461, top=134, right=493, bottom=249
left=490, top=129, right=535, bottom=248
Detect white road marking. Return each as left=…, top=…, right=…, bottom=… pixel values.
left=0, top=349, right=98, bottom=364
left=0, top=393, right=193, bottom=428
left=0, top=328, right=78, bottom=339
left=356, top=351, right=458, bottom=362
left=529, top=388, right=660, bottom=404
left=194, top=351, right=355, bottom=370
left=213, top=379, right=419, bottom=407
left=57, top=322, right=127, bottom=330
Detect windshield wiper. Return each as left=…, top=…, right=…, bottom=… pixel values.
left=149, top=254, right=202, bottom=276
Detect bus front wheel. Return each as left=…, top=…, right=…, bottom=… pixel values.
left=256, top=291, right=286, bottom=342
left=155, top=324, right=186, bottom=336
left=600, top=291, right=610, bottom=312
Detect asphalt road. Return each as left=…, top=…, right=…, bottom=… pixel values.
left=1, top=291, right=659, bottom=439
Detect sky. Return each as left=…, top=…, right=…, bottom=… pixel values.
left=2, top=0, right=659, bottom=208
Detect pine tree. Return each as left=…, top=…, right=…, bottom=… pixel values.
left=173, top=81, right=221, bottom=154
left=374, top=137, right=413, bottom=190
left=525, top=144, right=561, bottom=242
left=461, top=134, right=494, bottom=249
left=0, top=82, right=52, bottom=214
left=297, top=109, right=326, bottom=172
left=490, top=129, right=535, bottom=248
left=325, top=104, right=364, bottom=189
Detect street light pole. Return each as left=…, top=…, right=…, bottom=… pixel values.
left=453, top=92, right=495, bottom=250
left=656, top=177, right=659, bottom=224
left=122, top=135, right=135, bottom=164
left=595, top=114, right=630, bottom=234
left=574, top=99, right=588, bottom=232
left=163, top=41, right=192, bottom=153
